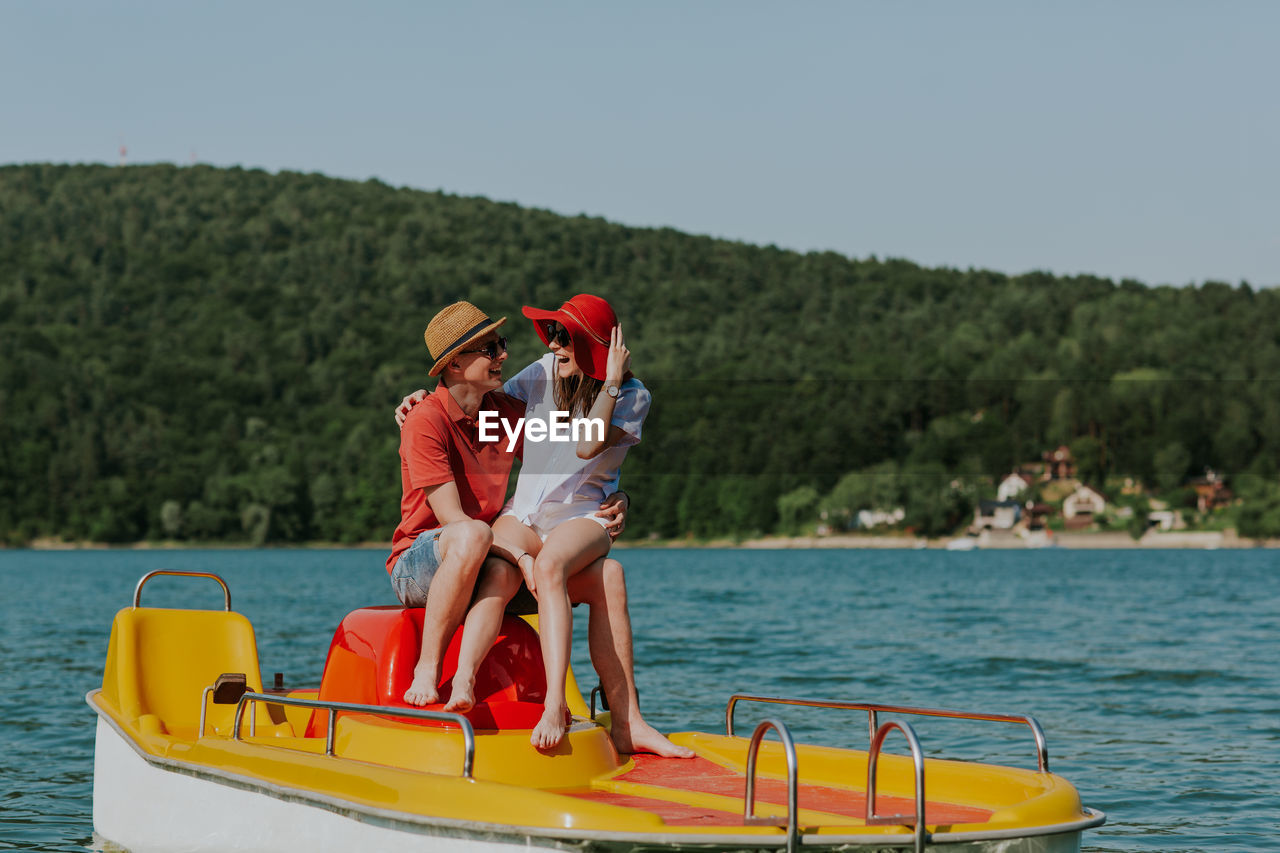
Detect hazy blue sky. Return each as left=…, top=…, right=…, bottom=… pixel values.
left=4, top=1, right=1276, bottom=287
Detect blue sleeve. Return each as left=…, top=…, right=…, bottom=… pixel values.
left=503, top=356, right=548, bottom=403
left=610, top=380, right=650, bottom=448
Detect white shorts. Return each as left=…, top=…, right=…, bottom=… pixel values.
left=499, top=501, right=610, bottom=542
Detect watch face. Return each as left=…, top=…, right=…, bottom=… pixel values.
left=606, top=384, right=620, bottom=398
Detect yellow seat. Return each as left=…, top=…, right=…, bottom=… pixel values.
left=100, top=606, right=287, bottom=738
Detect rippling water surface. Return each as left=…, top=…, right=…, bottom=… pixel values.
left=1, top=547, right=1276, bottom=851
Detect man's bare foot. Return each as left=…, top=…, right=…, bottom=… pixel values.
left=612, top=718, right=695, bottom=758
left=531, top=704, right=569, bottom=750
left=403, top=663, right=440, bottom=706
left=443, top=676, right=475, bottom=713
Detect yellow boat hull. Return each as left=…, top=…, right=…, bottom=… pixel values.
left=90, top=576, right=1103, bottom=852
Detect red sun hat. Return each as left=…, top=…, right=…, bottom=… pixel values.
left=521, top=293, right=617, bottom=381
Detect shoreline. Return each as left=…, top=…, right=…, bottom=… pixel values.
left=713, top=529, right=1280, bottom=550
left=10, top=529, right=1278, bottom=551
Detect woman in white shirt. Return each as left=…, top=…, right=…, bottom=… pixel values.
left=489, top=294, right=649, bottom=749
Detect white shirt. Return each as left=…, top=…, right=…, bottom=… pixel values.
left=502, top=354, right=650, bottom=529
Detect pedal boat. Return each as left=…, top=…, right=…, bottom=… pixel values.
left=88, top=571, right=1105, bottom=853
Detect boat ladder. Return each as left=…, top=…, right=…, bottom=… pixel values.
left=726, top=694, right=1053, bottom=853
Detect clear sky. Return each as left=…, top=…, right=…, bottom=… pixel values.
left=3, top=1, right=1276, bottom=287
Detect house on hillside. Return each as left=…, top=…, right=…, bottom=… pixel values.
left=1041, top=446, right=1076, bottom=481
left=997, top=472, right=1031, bottom=502
left=1062, top=485, right=1106, bottom=528
left=973, top=500, right=1021, bottom=531
left=1191, top=470, right=1233, bottom=512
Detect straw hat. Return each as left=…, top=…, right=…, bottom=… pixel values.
left=424, top=302, right=507, bottom=377
left=521, top=294, right=617, bottom=381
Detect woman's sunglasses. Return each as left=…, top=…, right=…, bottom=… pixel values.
left=459, top=337, right=508, bottom=360
left=544, top=322, right=572, bottom=348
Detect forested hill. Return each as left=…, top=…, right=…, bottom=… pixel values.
left=2, top=162, right=1279, bottom=546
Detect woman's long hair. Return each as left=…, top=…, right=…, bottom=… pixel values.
left=553, top=373, right=604, bottom=418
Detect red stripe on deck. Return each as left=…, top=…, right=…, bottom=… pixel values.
left=565, top=791, right=744, bottom=827
left=572, top=755, right=992, bottom=827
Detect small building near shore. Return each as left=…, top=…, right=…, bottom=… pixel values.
left=856, top=507, right=905, bottom=530
left=973, top=500, right=1022, bottom=531
left=1062, top=485, right=1106, bottom=528
left=1024, top=502, right=1053, bottom=531
left=1148, top=509, right=1185, bottom=531
left=997, top=473, right=1031, bottom=502
left=1191, top=470, right=1233, bottom=513
left=1042, top=446, right=1076, bottom=481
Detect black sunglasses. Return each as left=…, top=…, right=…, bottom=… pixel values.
left=545, top=322, right=572, bottom=347
left=459, top=337, right=508, bottom=360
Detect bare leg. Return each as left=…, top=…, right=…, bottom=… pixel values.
left=404, top=520, right=493, bottom=706
left=568, top=558, right=693, bottom=758
left=529, top=519, right=612, bottom=750
left=443, top=551, right=530, bottom=712
left=490, top=515, right=545, bottom=589
left=446, top=517, right=542, bottom=712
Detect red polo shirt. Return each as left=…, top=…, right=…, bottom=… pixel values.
left=386, top=383, right=526, bottom=574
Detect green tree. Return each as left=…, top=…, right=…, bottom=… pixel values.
left=1070, top=436, right=1107, bottom=487
left=776, top=486, right=820, bottom=535
left=3, top=163, right=1279, bottom=545
left=820, top=462, right=900, bottom=530
left=1152, top=442, right=1191, bottom=493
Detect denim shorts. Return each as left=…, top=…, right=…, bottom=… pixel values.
left=390, top=528, right=444, bottom=607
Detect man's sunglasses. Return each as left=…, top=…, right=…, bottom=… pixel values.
left=459, top=337, right=508, bottom=360
left=544, top=322, right=572, bottom=348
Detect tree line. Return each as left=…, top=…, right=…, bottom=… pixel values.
left=2, top=162, right=1278, bottom=547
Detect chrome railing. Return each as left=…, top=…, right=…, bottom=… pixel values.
left=865, top=720, right=927, bottom=853
left=231, top=692, right=477, bottom=779
left=133, top=570, right=231, bottom=610
left=742, top=718, right=800, bottom=853
left=725, top=693, right=1049, bottom=772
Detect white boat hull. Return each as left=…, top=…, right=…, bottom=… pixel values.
left=92, top=716, right=562, bottom=853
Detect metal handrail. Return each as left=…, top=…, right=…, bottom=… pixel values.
left=742, top=718, right=800, bottom=853
left=865, top=720, right=927, bottom=853
left=198, top=685, right=215, bottom=738
left=231, top=692, right=477, bottom=779
left=133, top=570, right=232, bottom=611
left=725, top=693, right=1049, bottom=772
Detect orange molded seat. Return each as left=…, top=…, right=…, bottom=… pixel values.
left=306, top=607, right=548, bottom=735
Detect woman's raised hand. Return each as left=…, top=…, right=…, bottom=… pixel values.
left=605, top=324, right=631, bottom=383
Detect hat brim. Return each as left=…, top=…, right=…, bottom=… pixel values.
left=428, top=317, right=507, bottom=377
left=520, top=306, right=607, bottom=380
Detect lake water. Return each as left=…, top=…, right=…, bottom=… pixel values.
left=1, top=547, right=1276, bottom=852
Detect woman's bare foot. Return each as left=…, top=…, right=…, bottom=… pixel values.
left=531, top=703, right=569, bottom=750
left=403, top=662, right=440, bottom=706
left=612, top=718, right=695, bottom=758
left=443, top=675, right=475, bottom=713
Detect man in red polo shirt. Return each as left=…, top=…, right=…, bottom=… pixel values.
left=388, top=302, right=690, bottom=758
left=388, top=301, right=527, bottom=708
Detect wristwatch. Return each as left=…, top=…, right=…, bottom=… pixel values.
left=605, top=383, right=621, bottom=399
